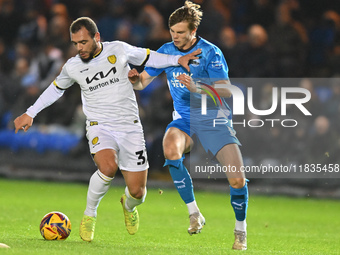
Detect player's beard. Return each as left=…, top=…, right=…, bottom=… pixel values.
left=79, top=40, right=98, bottom=63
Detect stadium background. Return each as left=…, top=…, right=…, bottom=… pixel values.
left=0, top=0, right=340, bottom=197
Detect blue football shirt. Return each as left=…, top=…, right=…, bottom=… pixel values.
left=145, top=37, right=232, bottom=122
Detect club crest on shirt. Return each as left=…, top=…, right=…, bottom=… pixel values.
left=107, top=55, right=116, bottom=64
left=189, top=59, right=200, bottom=67
left=92, top=137, right=99, bottom=145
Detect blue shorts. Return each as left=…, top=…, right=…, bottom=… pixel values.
left=166, top=118, right=241, bottom=158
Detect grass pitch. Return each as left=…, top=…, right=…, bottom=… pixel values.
left=0, top=178, right=339, bottom=255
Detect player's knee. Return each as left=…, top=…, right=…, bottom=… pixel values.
left=163, top=145, right=182, bottom=160
left=97, top=161, right=117, bottom=178
left=229, top=178, right=246, bottom=189
left=129, top=186, right=146, bottom=199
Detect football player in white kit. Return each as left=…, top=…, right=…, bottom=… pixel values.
left=13, top=17, right=201, bottom=242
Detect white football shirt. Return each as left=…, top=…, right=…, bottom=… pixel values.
left=54, top=41, right=148, bottom=131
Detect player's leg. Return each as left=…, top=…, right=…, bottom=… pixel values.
left=120, top=169, right=147, bottom=235
left=80, top=148, right=118, bottom=242
left=163, top=127, right=205, bottom=235
left=86, top=149, right=119, bottom=216
left=117, top=127, right=149, bottom=235
left=80, top=123, right=119, bottom=242
left=216, top=143, right=248, bottom=250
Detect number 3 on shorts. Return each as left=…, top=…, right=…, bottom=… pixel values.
left=135, top=150, right=146, bottom=165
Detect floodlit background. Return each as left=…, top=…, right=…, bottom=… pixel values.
left=0, top=0, right=340, bottom=197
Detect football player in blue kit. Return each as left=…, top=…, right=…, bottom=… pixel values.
left=129, top=1, right=248, bottom=250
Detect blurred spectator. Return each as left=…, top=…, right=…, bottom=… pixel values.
left=138, top=4, right=171, bottom=49
left=229, top=0, right=252, bottom=34
left=285, top=125, right=308, bottom=164
left=232, top=24, right=275, bottom=77
left=50, top=3, right=70, bottom=20
left=298, top=78, right=323, bottom=118
left=307, top=115, right=338, bottom=164
left=307, top=10, right=339, bottom=76
left=268, top=1, right=308, bottom=77
left=151, top=0, right=184, bottom=28
left=0, top=37, right=13, bottom=73
left=0, top=70, right=18, bottom=128
left=9, top=57, right=39, bottom=121
left=45, top=3, right=71, bottom=52
left=28, top=40, right=64, bottom=90
left=17, top=7, right=47, bottom=50
left=196, top=0, right=231, bottom=43
left=218, top=26, right=239, bottom=78
left=329, top=43, right=340, bottom=76
left=56, top=0, right=85, bottom=19
left=324, top=10, right=340, bottom=76
left=14, top=41, right=32, bottom=60
left=38, top=84, right=81, bottom=127
left=0, top=0, right=22, bottom=45
left=114, top=20, right=134, bottom=44
left=249, top=0, right=276, bottom=30
left=260, top=126, right=287, bottom=166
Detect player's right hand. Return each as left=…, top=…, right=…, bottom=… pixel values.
left=178, top=48, right=202, bottom=72
left=14, top=113, right=33, bottom=134
left=128, top=68, right=140, bottom=84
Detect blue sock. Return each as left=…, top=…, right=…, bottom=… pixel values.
left=164, top=156, right=195, bottom=204
left=230, top=181, right=249, bottom=221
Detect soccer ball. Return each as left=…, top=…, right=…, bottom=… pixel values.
left=39, top=212, right=72, bottom=240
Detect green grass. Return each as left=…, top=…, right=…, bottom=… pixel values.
left=0, top=178, right=340, bottom=254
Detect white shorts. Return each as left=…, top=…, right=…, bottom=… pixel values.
left=86, top=122, right=149, bottom=172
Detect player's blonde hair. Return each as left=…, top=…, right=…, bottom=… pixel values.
left=168, top=1, right=203, bottom=31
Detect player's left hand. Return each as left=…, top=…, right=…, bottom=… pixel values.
left=177, top=73, right=200, bottom=93
left=178, top=48, right=201, bottom=72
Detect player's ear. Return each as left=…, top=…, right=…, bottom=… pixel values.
left=94, top=32, right=101, bottom=42
left=191, top=28, right=197, bottom=36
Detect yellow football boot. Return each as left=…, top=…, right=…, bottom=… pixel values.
left=120, top=194, right=139, bottom=235
left=79, top=215, right=96, bottom=242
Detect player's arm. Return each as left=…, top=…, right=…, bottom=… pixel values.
left=124, top=41, right=201, bottom=72
left=212, top=80, right=233, bottom=98
left=176, top=74, right=232, bottom=98
left=145, top=49, right=201, bottom=72
left=14, top=83, right=65, bottom=133
left=128, top=69, right=155, bottom=90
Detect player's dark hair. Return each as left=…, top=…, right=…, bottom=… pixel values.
left=168, top=1, right=203, bottom=31
left=70, top=17, right=98, bottom=38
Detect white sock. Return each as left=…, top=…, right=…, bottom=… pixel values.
left=235, top=220, right=247, bottom=232
left=84, top=170, right=113, bottom=217
left=124, top=186, right=147, bottom=212
left=186, top=200, right=200, bottom=215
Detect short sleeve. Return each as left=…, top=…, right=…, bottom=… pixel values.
left=206, top=47, right=229, bottom=82
left=54, top=63, right=75, bottom=90
left=119, top=41, right=149, bottom=66
left=144, top=45, right=167, bottom=77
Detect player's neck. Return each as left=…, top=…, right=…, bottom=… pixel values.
left=182, top=37, right=197, bottom=51
left=94, top=42, right=102, bottom=56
